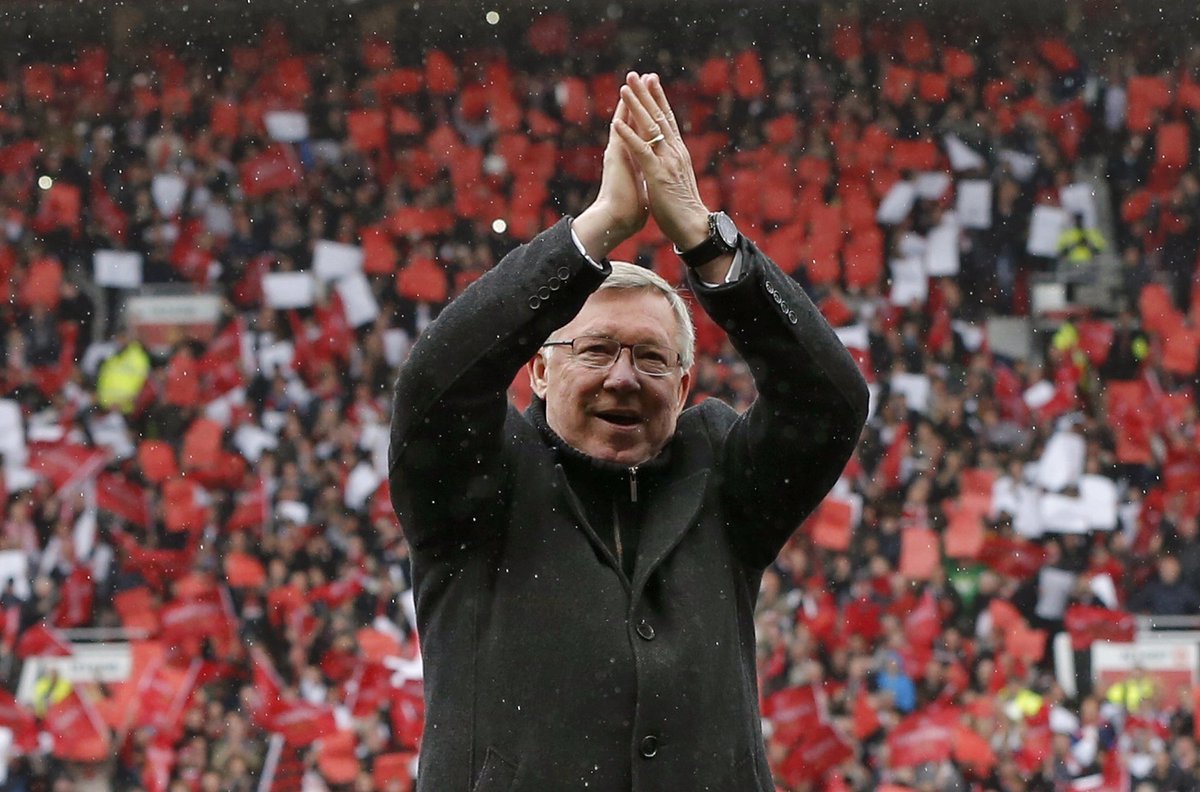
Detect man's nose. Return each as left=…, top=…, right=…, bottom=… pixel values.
left=603, top=348, right=641, bottom=390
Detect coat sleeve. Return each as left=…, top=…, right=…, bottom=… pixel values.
left=688, top=237, right=870, bottom=569
left=389, top=218, right=609, bottom=551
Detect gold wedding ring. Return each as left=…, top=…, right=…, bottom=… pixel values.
left=646, top=132, right=665, bottom=146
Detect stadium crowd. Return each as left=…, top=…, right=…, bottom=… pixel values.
left=1, top=4, right=1200, bottom=791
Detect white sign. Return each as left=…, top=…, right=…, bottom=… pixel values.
left=263, top=272, right=316, bottom=309
left=925, top=222, right=960, bottom=277
left=313, top=240, right=364, bottom=282
left=1037, top=431, right=1086, bottom=491
left=0, top=400, right=26, bottom=469
left=834, top=324, right=869, bottom=351
left=1028, top=205, right=1069, bottom=257
left=944, top=134, right=987, bottom=171
left=1079, top=475, right=1119, bottom=531
left=16, top=643, right=134, bottom=703
left=265, top=111, right=310, bottom=143
left=94, top=250, right=144, bottom=289
left=889, top=256, right=928, bottom=306
left=877, top=182, right=918, bottom=225
left=999, top=149, right=1038, bottom=181
left=0, top=550, right=30, bottom=600
left=956, top=180, right=993, bottom=229
left=151, top=173, right=187, bottom=216
left=914, top=172, right=951, bottom=200
left=890, top=372, right=931, bottom=414
left=335, top=272, right=380, bottom=327
left=125, top=293, right=222, bottom=327
left=1060, top=183, right=1100, bottom=230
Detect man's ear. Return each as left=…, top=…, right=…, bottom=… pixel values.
left=529, top=352, right=550, bottom=399
left=676, top=368, right=692, bottom=412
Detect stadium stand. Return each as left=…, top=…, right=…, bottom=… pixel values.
left=1, top=2, right=1199, bottom=790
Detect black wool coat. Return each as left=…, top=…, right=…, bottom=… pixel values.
left=390, top=218, right=869, bottom=792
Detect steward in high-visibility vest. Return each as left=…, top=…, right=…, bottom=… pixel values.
left=31, top=670, right=72, bottom=716
left=1105, top=673, right=1156, bottom=713
left=96, top=339, right=151, bottom=413
left=1057, top=214, right=1107, bottom=265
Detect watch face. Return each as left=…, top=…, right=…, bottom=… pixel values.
left=713, top=212, right=739, bottom=248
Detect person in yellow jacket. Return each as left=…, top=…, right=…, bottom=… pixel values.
left=31, top=669, right=72, bottom=716
left=1105, top=666, right=1157, bottom=713
left=1057, top=212, right=1107, bottom=266
left=96, top=334, right=151, bottom=413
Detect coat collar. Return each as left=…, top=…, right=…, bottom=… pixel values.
left=527, top=399, right=711, bottom=597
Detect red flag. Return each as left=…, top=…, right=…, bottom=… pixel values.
left=15, top=622, right=72, bottom=658
left=879, top=422, right=910, bottom=490
left=809, top=497, right=853, bottom=551
left=344, top=661, right=394, bottom=718
left=887, top=706, right=958, bottom=767
left=899, top=528, right=940, bottom=580
left=142, top=740, right=176, bottom=792
left=250, top=649, right=286, bottom=728
left=315, top=293, right=354, bottom=363
left=852, top=688, right=881, bottom=739
left=46, top=689, right=111, bottom=763
left=318, top=730, right=360, bottom=784
left=96, top=472, right=150, bottom=528
left=134, top=659, right=202, bottom=742
left=1064, top=605, right=1136, bottom=650
left=27, top=441, right=107, bottom=493
left=374, top=751, right=416, bottom=788
left=952, top=724, right=996, bottom=773
left=979, top=536, right=1046, bottom=579
left=903, top=589, right=942, bottom=649
left=762, top=684, right=823, bottom=748
left=199, top=319, right=245, bottom=400
left=227, top=477, right=269, bottom=533
left=224, top=551, right=267, bottom=589
left=288, top=310, right=318, bottom=380
left=0, top=688, right=38, bottom=753
left=239, top=143, right=302, bottom=198
left=53, top=565, right=95, bottom=628
left=271, top=700, right=339, bottom=745
left=389, top=679, right=426, bottom=750
left=308, top=574, right=365, bottom=609
left=159, top=589, right=235, bottom=656
left=778, top=723, right=853, bottom=785
left=113, top=587, right=160, bottom=635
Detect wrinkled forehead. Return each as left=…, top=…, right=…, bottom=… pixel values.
left=554, top=288, right=680, bottom=345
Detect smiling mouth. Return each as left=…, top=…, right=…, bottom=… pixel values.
left=595, top=411, right=642, bottom=427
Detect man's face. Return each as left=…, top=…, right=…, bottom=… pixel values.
left=530, top=288, right=691, bottom=466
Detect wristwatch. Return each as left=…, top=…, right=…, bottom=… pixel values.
left=677, top=211, right=740, bottom=269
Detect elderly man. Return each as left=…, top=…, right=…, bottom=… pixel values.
left=390, top=72, right=868, bottom=791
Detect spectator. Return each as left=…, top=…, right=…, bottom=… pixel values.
left=1129, top=555, right=1200, bottom=616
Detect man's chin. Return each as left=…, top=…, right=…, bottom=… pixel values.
left=586, top=442, right=650, bottom=467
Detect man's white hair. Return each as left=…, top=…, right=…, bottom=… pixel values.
left=597, top=261, right=695, bottom=370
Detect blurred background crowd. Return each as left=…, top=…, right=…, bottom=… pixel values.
left=1, top=0, right=1200, bottom=790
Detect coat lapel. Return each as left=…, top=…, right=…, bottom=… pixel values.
left=554, top=464, right=631, bottom=594
left=631, top=467, right=709, bottom=599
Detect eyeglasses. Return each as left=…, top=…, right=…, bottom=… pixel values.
left=541, top=335, right=682, bottom=377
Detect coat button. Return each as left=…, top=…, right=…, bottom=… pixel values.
left=636, top=620, right=655, bottom=641
left=640, top=735, right=659, bottom=758
left=537, top=286, right=551, bottom=300
left=556, top=266, right=570, bottom=280
left=528, top=296, right=541, bottom=310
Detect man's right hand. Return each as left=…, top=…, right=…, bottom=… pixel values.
left=572, top=97, right=649, bottom=261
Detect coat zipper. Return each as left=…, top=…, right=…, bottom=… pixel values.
left=614, top=466, right=638, bottom=571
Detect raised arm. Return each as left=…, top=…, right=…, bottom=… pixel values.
left=617, top=71, right=868, bottom=567
left=389, top=99, right=649, bottom=551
